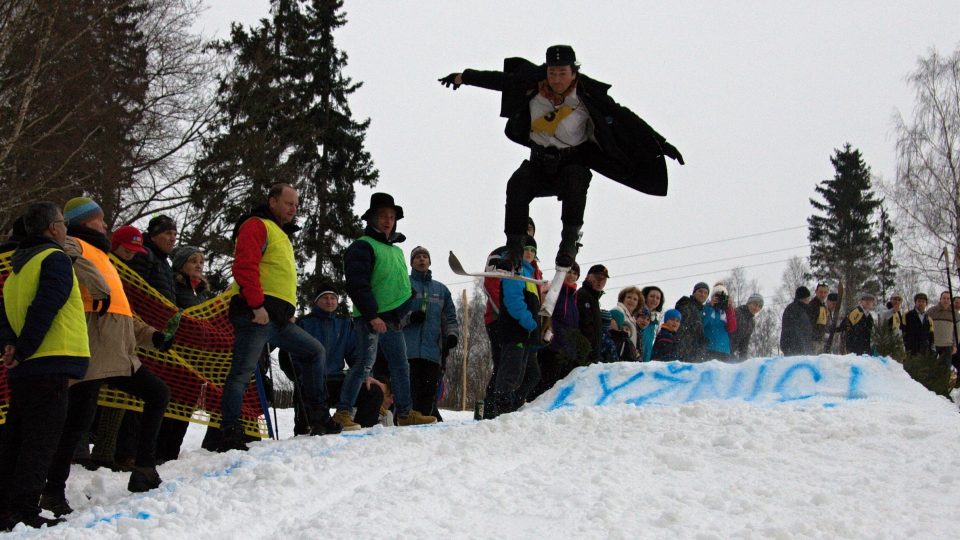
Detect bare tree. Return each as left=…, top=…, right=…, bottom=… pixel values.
left=0, top=0, right=215, bottom=230
left=722, top=266, right=749, bottom=306
left=888, top=47, right=960, bottom=287
left=749, top=308, right=780, bottom=357
left=440, top=282, right=491, bottom=411
left=777, top=256, right=811, bottom=306
left=114, top=0, right=217, bottom=227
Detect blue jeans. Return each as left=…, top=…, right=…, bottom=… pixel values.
left=336, top=320, right=413, bottom=416
left=221, top=317, right=327, bottom=429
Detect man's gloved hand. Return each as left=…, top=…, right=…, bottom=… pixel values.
left=662, top=142, right=684, bottom=165
left=152, top=331, right=174, bottom=353
left=443, top=334, right=458, bottom=354
left=410, top=310, right=427, bottom=325
left=438, top=73, right=462, bottom=90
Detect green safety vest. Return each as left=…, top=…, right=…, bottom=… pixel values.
left=3, top=248, right=89, bottom=360
left=351, top=235, right=411, bottom=317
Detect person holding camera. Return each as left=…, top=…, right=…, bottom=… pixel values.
left=701, top=283, right=737, bottom=362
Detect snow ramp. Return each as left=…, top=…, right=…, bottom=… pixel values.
left=527, top=354, right=943, bottom=412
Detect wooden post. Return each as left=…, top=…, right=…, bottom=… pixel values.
left=461, top=289, right=469, bottom=411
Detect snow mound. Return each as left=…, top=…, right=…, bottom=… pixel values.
left=528, top=354, right=943, bottom=412
left=14, top=355, right=960, bottom=539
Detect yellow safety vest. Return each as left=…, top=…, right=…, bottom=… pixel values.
left=231, top=217, right=297, bottom=306
left=3, top=248, right=89, bottom=360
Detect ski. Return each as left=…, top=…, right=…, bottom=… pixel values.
left=539, top=266, right=571, bottom=316
left=447, top=251, right=548, bottom=285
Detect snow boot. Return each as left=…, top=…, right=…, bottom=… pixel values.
left=308, top=407, right=343, bottom=436
left=5, top=511, right=64, bottom=530
left=216, top=424, right=249, bottom=452
left=127, top=466, right=162, bottom=493
left=333, top=410, right=361, bottom=431
left=38, top=492, right=73, bottom=517
left=397, top=410, right=437, bottom=426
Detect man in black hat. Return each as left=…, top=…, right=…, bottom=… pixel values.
left=577, top=264, right=609, bottom=362
left=334, top=193, right=437, bottom=428
left=674, top=282, right=710, bottom=362
left=440, top=44, right=683, bottom=270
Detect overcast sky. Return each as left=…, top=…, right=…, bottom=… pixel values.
left=196, top=1, right=959, bottom=313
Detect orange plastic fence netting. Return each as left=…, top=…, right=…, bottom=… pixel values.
left=0, top=248, right=268, bottom=438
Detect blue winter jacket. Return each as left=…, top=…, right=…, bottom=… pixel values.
left=296, top=307, right=362, bottom=379
left=702, top=304, right=733, bottom=355
left=404, top=269, right=459, bottom=364
left=500, top=261, right=539, bottom=333
left=640, top=314, right=660, bottom=362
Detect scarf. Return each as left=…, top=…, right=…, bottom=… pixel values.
left=538, top=79, right=578, bottom=107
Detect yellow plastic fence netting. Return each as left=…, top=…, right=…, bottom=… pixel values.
left=0, top=249, right=269, bottom=438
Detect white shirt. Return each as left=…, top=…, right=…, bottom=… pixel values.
left=528, top=89, right=593, bottom=148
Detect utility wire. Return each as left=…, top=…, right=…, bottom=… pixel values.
left=445, top=224, right=807, bottom=286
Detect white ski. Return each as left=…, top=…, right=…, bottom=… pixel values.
left=447, top=251, right=548, bottom=285
left=538, top=266, right=571, bottom=316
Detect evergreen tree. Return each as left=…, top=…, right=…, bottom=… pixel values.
left=870, top=203, right=897, bottom=300
left=807, top=144, right=882, bottom=311
left=187, top=0, right=377, bottom=300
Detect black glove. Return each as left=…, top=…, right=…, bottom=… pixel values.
left=92, top=296, right=111, bottom=316
left=662, top=142, right=684, bottom=165
left=438, top=73, right=461, bottom=90
left=152, top=331, right=174, bottom=353
left=444, top=334, right=458, bottom=352
left=410, top=310, right=426, bottom=325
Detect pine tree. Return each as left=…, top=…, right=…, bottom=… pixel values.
left=187, top=0, right=377, bottom=300
left=808, top=144, right=882, bottom=311
left=864, top=203, right=898, bottom=300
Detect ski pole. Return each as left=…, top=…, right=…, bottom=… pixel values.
left=266, top=354, right=280, bottom=440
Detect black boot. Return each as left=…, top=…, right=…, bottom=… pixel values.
left=6, top=511, right=64, bottom=530
left=216, top=424, right=249, bottom=452
left=127, top=466, right=162, bottom=493
left=308, top=407, right=343, bottom=436
left=555, top=227, right=582, bottom=268
left=39, top=492, right=73, bottom=517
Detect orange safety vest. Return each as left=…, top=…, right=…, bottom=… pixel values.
left=75, top=237, right=133, bottom=317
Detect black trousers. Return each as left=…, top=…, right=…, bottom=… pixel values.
left=504, top=158, right=591, bottom=237
left=327, top=379, right=383, bottom=428
left=45, top=367, right=170, bottom=495
left=490, top=342, right=541, bottom=418
left=155, top=416, right=190, bottom=462
left=408, top=358, right=442, bottom=417
left=483, top=323, right=501, bottom=417
left=0, top=373, right=69, bottom=516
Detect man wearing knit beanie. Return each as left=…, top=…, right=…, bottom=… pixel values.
left=125, top=215, right=177, bottom=303
left=63, top=197, right=104, bottom=227
left=405, top=245, right=459, bottom=420
left=780, top=286, right=813, bottom=355
left=410, top=245, right=430, bottom=265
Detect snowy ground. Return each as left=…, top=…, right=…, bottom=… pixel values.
left=5, top=355, right=960, bottom=539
